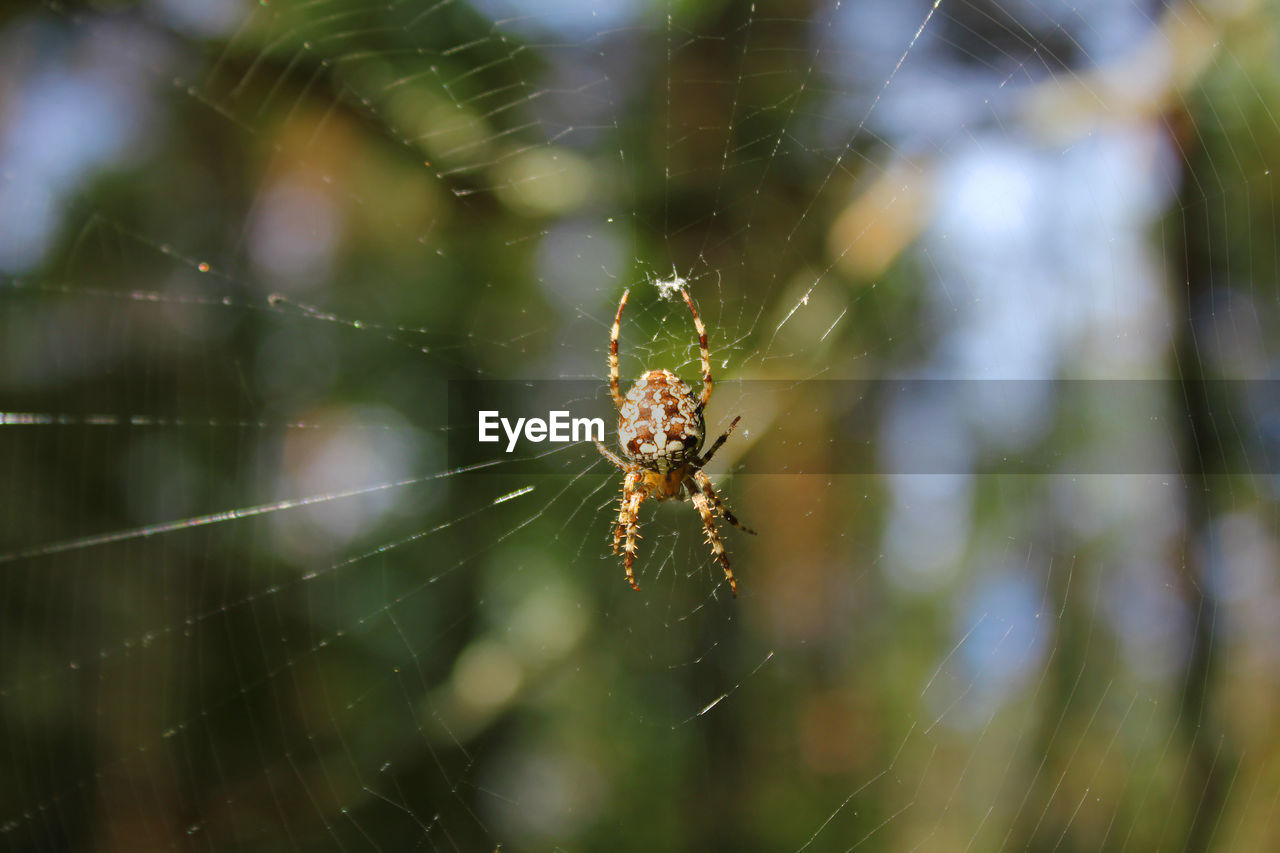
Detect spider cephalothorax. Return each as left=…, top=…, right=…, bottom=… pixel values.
left=596, top=287, right=754, bottom=596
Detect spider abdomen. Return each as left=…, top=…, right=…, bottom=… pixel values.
left=618, top=369, right=705, bottom=470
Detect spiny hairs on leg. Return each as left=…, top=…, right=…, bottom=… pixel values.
left=691, top=491, right=737, bottom=596
left=679, top=288, right=713, bottom=407
left=609, top=289, right=630, bottom=410
left=698, top=415, right=742, bottom=467
left=693, top=469, right=756, bottom=536
left=596, top=440, right=627, bottom=470
left=612, top=474, right=633, bottom=556
left=622, top=491, right=644, bottom=591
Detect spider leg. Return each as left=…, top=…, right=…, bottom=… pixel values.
left=608, top=289, right=630, bottom=411
left=596, top=440, right=628, bottom=470
left=691, top=490, right=737, bottom=597
left=680, top=288, right=713, bottom=408
left=697, top=415, right=742, bottom=467
left=621, top=489, right=646, bottom=591
left=613, top=470, right=640, bottom=556
left=692, top=469, right=756, bottom=535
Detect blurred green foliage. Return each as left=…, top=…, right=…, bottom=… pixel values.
left=3, top=1, right=1280, bottom=851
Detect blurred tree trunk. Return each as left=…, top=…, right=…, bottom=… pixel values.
left=1171, top=110, right=1240, bottom=853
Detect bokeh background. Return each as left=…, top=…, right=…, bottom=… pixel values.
left=3, top=0, right=1280, bottom=850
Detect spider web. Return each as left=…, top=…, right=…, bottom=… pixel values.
left=2, top=0, right=1279, bottom=849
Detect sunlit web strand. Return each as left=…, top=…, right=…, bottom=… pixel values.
left=0, top=465, right=510, bottom=565
left=786, top=0, right=946, bottom=243
left=0, top=413, right=352, bottom=429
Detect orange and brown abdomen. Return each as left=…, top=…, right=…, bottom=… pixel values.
left=618, top=369, right=705, bottom=472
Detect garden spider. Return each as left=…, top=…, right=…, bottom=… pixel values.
left=595, top=286, right=755, bottom=596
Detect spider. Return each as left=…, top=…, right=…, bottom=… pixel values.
left=595, top=286, right=755, bottom=596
